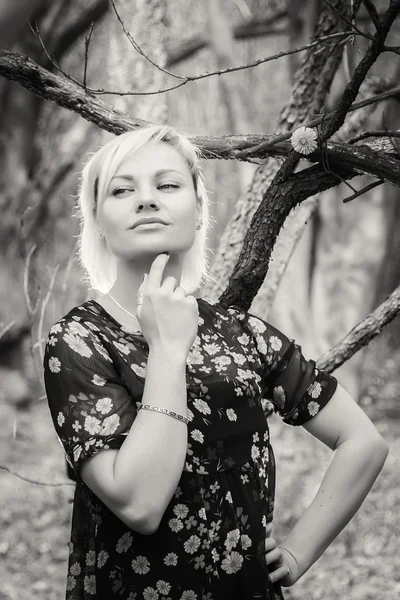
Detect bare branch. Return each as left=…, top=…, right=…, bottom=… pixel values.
left=0, top=464, right=74, bottom=487
left=110, top=0, right=184, bottom=81
left=317, top=283, right=400, bottom=372
left=0, top=320, right=16, bottom=341
left=50, top=0, right=109, bottom=64
left=342, top=178, right=385, bottom=203
left=321, top=0, right=400, bottom=141
left=348, top=129, right=400, bottom=143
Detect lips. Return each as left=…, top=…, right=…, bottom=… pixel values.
left=131, top=218, right=168, bottom=229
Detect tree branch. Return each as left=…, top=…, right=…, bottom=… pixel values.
left=317, top=283, right=400, bottom=372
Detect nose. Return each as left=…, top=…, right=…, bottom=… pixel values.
left=135, top=192, right=160, bottom=213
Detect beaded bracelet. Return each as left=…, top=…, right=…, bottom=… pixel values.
left=139, top=403, right=189, bottom=425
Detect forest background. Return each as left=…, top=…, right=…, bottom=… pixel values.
left=0, top=1, right=400, bottom=599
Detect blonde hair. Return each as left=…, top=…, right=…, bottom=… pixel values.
left=75, top=124, right=214, bottom=295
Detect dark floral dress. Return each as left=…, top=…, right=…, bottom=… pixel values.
left=43, top=297, right=338, bottom=600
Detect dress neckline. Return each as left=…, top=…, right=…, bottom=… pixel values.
left=87, top=299, right=144, bottom=336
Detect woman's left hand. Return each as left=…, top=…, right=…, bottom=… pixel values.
left=264, top=523, right=299, bottom=587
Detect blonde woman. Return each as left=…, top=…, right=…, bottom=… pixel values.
left=43, top=124, right=388, bottom=600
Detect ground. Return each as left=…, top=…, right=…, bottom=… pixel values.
left=1, top=332, right=399, bottom=600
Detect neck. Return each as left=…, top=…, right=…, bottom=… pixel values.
left=95, top=253, right=185, bottom=315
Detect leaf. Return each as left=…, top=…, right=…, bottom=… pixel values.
left=68, top=395, right=77, bottom=403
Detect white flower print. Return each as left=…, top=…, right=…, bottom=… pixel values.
left=85, top=321, right=100, bottom=332
left=131, top=555, right=150, bottom=575
left=174, top=486, right=183, bottom=498
left=48, top=335, right=57, bottom=346
left=256, top=334, right=268, bottom=355
left=86, top=550, right=95, bottom=566
left=184, top=535, right=201, bottom=554
left=308, top=381, right=322, bottom=398
left=187, top=344, right=204, bottom=366
left=67, top=321, right=89, bottom=337
left=57, top=412, right=65, bottom=427
left=225, top=491, right=233, bottom=503
left=72, top=420, right=82, bottom=432
left=73, top=445, right=82, bottom=463
left=131, top=363, right=146, bottom=377
left=191, top=429, right=204, bottom=443
left=49, top=357, right=61, bottom=373
left=221, top=551, right=243, bottom=574
left=251, top=444, right=260, bottom=460
left=97, top=550, right=109, bottom=568
left=241, top=534, right=252, bottom=550
left=308, top=401, right=320, bottom=416
left=291, top=126, right=318, bottom=155
left=96, top=397, right=113, bottom=414
left=92, top=374, right=106, bottom=386
left=156, top=580, right=171, bottom=595
left=66, top=576, right=76, bottom=591
left=168, top=518, right=184, bottom=533
left=226, top=409, right=237, bottom=421
left=69, top=542, right=74, bottom=554
left=198, top=507, right=206, bottom=520
left=143, top=587, right=159, bottom=600
left=210, top=482, right=220, bottom=494
left=211, top=548, right=220, bottom=563
left=231, top=351, right=246, bottom=365
left=181, top=591, right=198, bottom=600
left=253, top=432, right=259, bottom=443
left=50, top=323, right=62, bottom=334
left=203, top=342, right=219, bottom=355
left=84, top=575, right=96, bottom=595
left=273, top=385, right=286, bottom=409
left=116, top=532, right=133, bottom=553
left=248, top=316, right=267, bottom=334
left=241, top=474, right=249, bottom=484
left=194, top=554, right=206, bottom=570
left=164, top=552, right=178, bottom=566
left=84, top=415, right=101, bottom=435
left=186, top=408, right=194, bottom=423
left=269, top=335, right=282, bottom=351
left=224, top=529, right=240, bottom=551
left=69, top=562, right=81, bottom=576
left=64, top=332, right=92, bottom=358
left=113, top=341, right=130, bottom=355
left=101, top=414, right=120, bottom=435
left=237, top=332, right=250, bottom=346
left=193, top=398, right=211, bottom=415
left=173, top=504, right=189, bottom=519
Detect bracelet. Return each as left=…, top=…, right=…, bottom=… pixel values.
left=139, top=404, right=189, bottom=425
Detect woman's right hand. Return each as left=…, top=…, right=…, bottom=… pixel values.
left=136, top=253, right=199, bottom=356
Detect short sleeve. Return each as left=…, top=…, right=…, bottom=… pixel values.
left=227, top=305, right=338, bottom=426
left=43, top=317, right=137, bottom=479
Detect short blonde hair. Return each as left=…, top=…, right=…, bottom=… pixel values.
left=75, top=124, right=214, bottom=295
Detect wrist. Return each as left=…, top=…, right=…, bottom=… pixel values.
left=148, top=344, right=188, bottom=365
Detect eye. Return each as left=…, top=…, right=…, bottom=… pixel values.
left=158, top=183, right=179, bottom=190
left=112, top=187, right=134, bottom=196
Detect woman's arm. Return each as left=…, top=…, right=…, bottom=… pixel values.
left=276, top=382, right=389, bottom=585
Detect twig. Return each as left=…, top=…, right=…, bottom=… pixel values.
left=83, top=21, right=95, bottom=91
left=348, top=129, right=400, bottom=143
left=0, top=320, right=16, bottom=341
left=110, top=0, right=184, bottom=81
left=342, top=177, right=385, bottom=203
left=0, top=464, right=74, bottom=487
left=322, top=0, right=374, bottom=41
left=23, top=244, right=39, bottom=316
left=363, top=0, right=383, bottom=37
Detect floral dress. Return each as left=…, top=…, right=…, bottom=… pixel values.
left=43, top=297, right=338, bottom=600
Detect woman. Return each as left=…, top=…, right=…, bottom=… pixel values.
left=43, top=124, right=388, bottom=600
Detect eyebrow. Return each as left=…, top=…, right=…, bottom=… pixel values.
left=111, top=169, right=186, bottom=181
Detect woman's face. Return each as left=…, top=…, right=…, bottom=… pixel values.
left=98, top=141, right=201, bottom=263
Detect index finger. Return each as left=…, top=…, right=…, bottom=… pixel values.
left=146, top=253, right=170, bottom=288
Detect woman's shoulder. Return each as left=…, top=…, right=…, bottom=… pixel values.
left=46, top=300, right=109, bottom=346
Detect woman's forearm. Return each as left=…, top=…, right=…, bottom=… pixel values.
left=279, top=436, right=389, bottom=579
